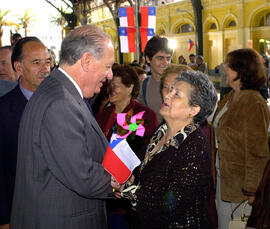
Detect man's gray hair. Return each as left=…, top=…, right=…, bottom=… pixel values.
left=59, top=25, right=111, bottom=66
left=175, top=70, right=217, bottom=124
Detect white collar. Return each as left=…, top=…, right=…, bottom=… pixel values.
left=58, top=67, right=83, bottom=98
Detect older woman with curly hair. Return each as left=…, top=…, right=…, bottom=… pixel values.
left=211, top=48, right=270, bottom=229
left=159, top=64, right=218, bottom=228
left=121, top=70, right=217, bottom=228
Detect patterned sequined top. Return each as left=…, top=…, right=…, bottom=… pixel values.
left=130, top=124, right=213, bottom=229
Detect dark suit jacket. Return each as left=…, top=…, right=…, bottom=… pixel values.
left=0, top=78, right=17, bottom=97
left=10, top=69, right=113, bottom=229
left=0, top=85, right=27, bottom=225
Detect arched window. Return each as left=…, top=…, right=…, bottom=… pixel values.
left=176, top=23, right=193, bottom=33
left=259, top=12, right=270, bottom=26
left=158, top=29, right=165, bottom=35
left=266, top=13, right=270, bottom=26
left=228, top=20, right=236, bottom=27
left=209, top=23, right=217, bottom=30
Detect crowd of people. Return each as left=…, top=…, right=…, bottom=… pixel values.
left=0, top=25, right=270, bottom=229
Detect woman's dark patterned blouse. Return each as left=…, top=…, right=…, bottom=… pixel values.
left=130, top=125, right=212, bottom=229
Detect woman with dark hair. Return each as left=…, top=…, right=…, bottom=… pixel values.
left=211, top=48, right=270, bottom=229
left=96, top=64, right=158, bottom=151
left=178, top=55, right=187, bottom=65
left=121, top=70, right=217, bottom=228
left=96, top=64, right=158, bottom=228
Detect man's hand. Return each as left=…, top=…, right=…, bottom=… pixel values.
left=127, top=174, right=135, bottom=185
left=110, top=176, right=121, bottom=191
left=0, top=224, right=10, bottom=229
left=110, top=176, right=126, bottom=198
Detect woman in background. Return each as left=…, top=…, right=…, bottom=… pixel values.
left=96, top=64, right=158, bottom=229
left=178, top=55, right=187, bottom=65
left=96, top=64, right=158, bottom=151
left=211, top=48, right=270, bottom=229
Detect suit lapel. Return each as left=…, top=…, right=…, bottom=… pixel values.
left=9, top=86, right=28, bottom=126
left=52, top=69, right=108, bottom=145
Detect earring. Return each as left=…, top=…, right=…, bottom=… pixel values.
left=188, top=114, right=192, bottom=118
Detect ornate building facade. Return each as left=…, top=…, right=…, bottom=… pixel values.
left=92, top=0, right=270, bottom=69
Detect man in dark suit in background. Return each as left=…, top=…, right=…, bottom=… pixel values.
left=0, top=37, right=51, bottom=229
left=0, top=46, right=18, bottom=82
left=11, top=25, right=120, bottom=229
left=0, top=46, right=18, bottom=97
left=0, top=78, right=16, bottom=97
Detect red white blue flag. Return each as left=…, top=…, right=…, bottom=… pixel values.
left=141, top=6, right=156, bottom=31
left=119, top=7, right=135, bottom=27
left=119, top=27, right=136, bottom=53
left=119, top=7, right=136, bottom=53
left=188, top=39, right=194, bottom=52
left=139, top=27, right=154, bottom=52
left=103, top=134, right=141, bottom=184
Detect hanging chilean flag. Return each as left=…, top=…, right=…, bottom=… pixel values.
left=119, top=27, right=136, bottom=53
left=188, top=39, right=194, bottom=52
left=103, top=134, right=141, bottom=184
left=119, top=7, right=135, bottom=27
left=139, top=27, right=154, bottom=52
left=141, top=6, right=156, bottom=31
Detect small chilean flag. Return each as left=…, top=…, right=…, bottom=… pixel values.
left=139, top=27, right=154, bottom=52
left=188, top=39, right=194, bottom=52
left=119, top=27, right=136, bottom=53
left=103, top=134, right=141, bottom=184
left=141, top=6, right=156, bottom=31
left=119, top=7, right=135, bottom=27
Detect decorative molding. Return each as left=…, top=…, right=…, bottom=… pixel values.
left=203, top=15, right=220, bottom=32
left=221, top=12, right=238, bottom=30
left=170, top=17, right=195, bottom=33
left=251, top=25, right=270, bottom=31
left=247, top=2, right=270, bottom=27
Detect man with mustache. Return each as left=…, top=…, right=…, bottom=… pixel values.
left=0, top=37, right=50, bottom=229
left=10, top=25, right=120, bottom=229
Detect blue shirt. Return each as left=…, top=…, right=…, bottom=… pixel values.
left=19, top=82, right=33, bottom=101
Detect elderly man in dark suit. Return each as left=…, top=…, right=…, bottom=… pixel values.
left=10, top=25, right=120, bottom=229
left=0, top=37, right=51, bottom=229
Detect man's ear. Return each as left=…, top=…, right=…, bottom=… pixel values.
left=14, top=61, right=22, bottom=75
left=81, top=52, right=94, bottom=72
